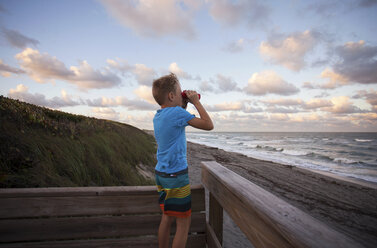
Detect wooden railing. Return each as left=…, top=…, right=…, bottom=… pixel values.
left=0, top=185, right=205, bottom=247
left=202, top=161, right=363, bottom=248
left=0, top=161, right=365, bottom=248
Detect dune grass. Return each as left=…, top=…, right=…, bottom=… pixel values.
left=0, top=96, right=157, bottom=187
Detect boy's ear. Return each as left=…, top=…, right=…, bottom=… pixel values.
left=168, top=92, right=174, bottom=102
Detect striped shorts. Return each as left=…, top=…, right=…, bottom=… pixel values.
left=155, top=168, right=191, bottom=218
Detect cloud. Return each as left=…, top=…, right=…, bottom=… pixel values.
left=322, top=96, right=364, bottom=114
left=199, top=80, right=214, bottom=92
left=302, top=82, right=317, bottom=89
left=244, top=70, right=299, bottom=96
left=15, top=48, right=121, bottom=90
left=92, top=107, right=120, bottom=121
left=106, top=58, right=157, bottom=85
left=259, top=97, right=334, bottom=112
left=106, top=58, right=132, bottom=75
left=269, top=113, right=290, bottom=121
left=259, top=30, right=321, bottom=71
left=222, top=38, right=253, bottom=53
left=303, top=98, right=333, bottom=109
left=205, top=101, right=244, bottom=112
left=134, top=85, right=155, bottom=104
left=353, top=89, right=377, bottom=112
left=332, top=40, right=377, bottom=84
left=358, top=0, right=377, bottom=7
left=305, top=0, right=344, bottom=18
left=207, top=0, right=270, bottom=29
left=8, top=84, right=82, bottom=108
left=0, top=59, right=25, bottom=77
left=86, top=95, right=157, bottom=111
left=199, top=74, right=240, bottom=93
left=306, top=0, right=377, bottom=18
left=265, top=107, right=301, bottom=113
left=1, top=28, right=39, bottom=49
left=133, top=64, right=157, bottom=85
left=100, top=0, right=198, bottom=39
left=120, top=112, right=155, bottom=130
left=168, top=62, right=200, bottom=80
left=261, top=98, right=303, bottom=106
left=319, top=68, right=350, bottom=89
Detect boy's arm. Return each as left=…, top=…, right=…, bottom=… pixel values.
left=186, top=91, right=214, bottom=131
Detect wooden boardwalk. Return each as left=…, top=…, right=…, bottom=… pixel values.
left=0, top=161, right=364, bottom=247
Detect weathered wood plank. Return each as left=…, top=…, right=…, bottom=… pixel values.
left=206, top=222, right=222, bottom=248
left=0, top=187, right=205, bottom=218
left=0, top=234, right=206, bottom=248
left=201, top=161, right=363, bottom=248
left=0, top=185, right=204, bottom=198
left=209, top=192, right=223, bottom=245
left=0, top=213, right=206, bottom=243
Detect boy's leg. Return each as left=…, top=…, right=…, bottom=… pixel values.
left=172, top=216, right=191, bottom=248
left=158, top=213, right=175, bottom=248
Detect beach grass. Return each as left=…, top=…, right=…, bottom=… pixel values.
left=0, top=96, right=157, bottom=187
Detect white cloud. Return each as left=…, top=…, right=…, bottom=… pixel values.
left=303, top=98, right=333, bottom=109
left=168, top=62, right=199, bottom=80
left=106, top=58, right=132, bottom=75
left=106, top=58, right=157, bottom=85
left=134, top=85, right=155, bottom=104
left=1, top=28, right=39, bottom=49
left=259, top=30, right=321, bottom=71
left=244, top=70, right=299, bottom=96
left=319, top=68, right=350, bottom=89
left=0, top=59, right=25, bottom=77
left=100, top=0, right=198, bottom=39
left=262, top=98, right=303, bottom=106
left=92, top=107, right=120, bottom=121
left=207, top=0, right=269, bottom=29
left=120, top=112, right=155, bottom=130
left=353, top=89, right=377, bottom=112
left=8, top=84, right=81, bottom=108
left=199, top=74, right=239, bottom=93
left=266, top=107, right=301, bottom=113
left=206, top=101, right=244, bottom=112
left=269, top=113, right=289, bottom=121
left=86, top=95, right=157, bottom=111
left=133, top=64, right=157, bottom=85
left=15, top=48, right=122, bottom=90
left=322, top=96, right=363, bottom=114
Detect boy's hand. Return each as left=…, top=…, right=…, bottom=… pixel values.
left=182, top=97, right=189, bottom=109
left=185, top=90, right=200, bottom=105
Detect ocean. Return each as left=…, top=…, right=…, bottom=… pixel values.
left=186, top=132, right=377, bottom=183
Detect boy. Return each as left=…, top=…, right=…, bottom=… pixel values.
left=152, top=73, right=213, bottom=248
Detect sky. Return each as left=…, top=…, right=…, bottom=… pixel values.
left=0, top=0, right=376, bottom=132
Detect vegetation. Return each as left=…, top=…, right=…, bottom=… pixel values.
left=0, top=96, right=156, bottom=187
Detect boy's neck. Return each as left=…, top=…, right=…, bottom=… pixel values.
left=161, top=102, right=180, bottom=109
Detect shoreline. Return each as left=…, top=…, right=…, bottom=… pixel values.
left=186, top=141, right=377, bottom=248
left=190, top=140, right=377, bottom=189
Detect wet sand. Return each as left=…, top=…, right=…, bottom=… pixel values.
left=186, top=141, right=377, bottom=248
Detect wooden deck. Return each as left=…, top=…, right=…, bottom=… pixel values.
left=0, top=161, right=364, bottom=247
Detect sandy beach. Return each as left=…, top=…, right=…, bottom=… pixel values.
left=186, top=141, right=377, bottom=248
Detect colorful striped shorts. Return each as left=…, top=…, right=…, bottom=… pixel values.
left=155, top=168, right=191, bottom=218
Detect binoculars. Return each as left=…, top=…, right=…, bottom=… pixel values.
left=181, top=90, right=201, bottom=100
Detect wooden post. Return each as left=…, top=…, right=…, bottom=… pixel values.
left=209, top=192, right=223, bottom=246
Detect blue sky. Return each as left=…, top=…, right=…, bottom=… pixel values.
left=1, top=0, right=376, bottom=131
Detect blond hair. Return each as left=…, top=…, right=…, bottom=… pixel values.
left=152, top=73, right=179, bottom=105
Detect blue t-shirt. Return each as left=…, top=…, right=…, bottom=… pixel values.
left=153, top=106, right=195, bottom=173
